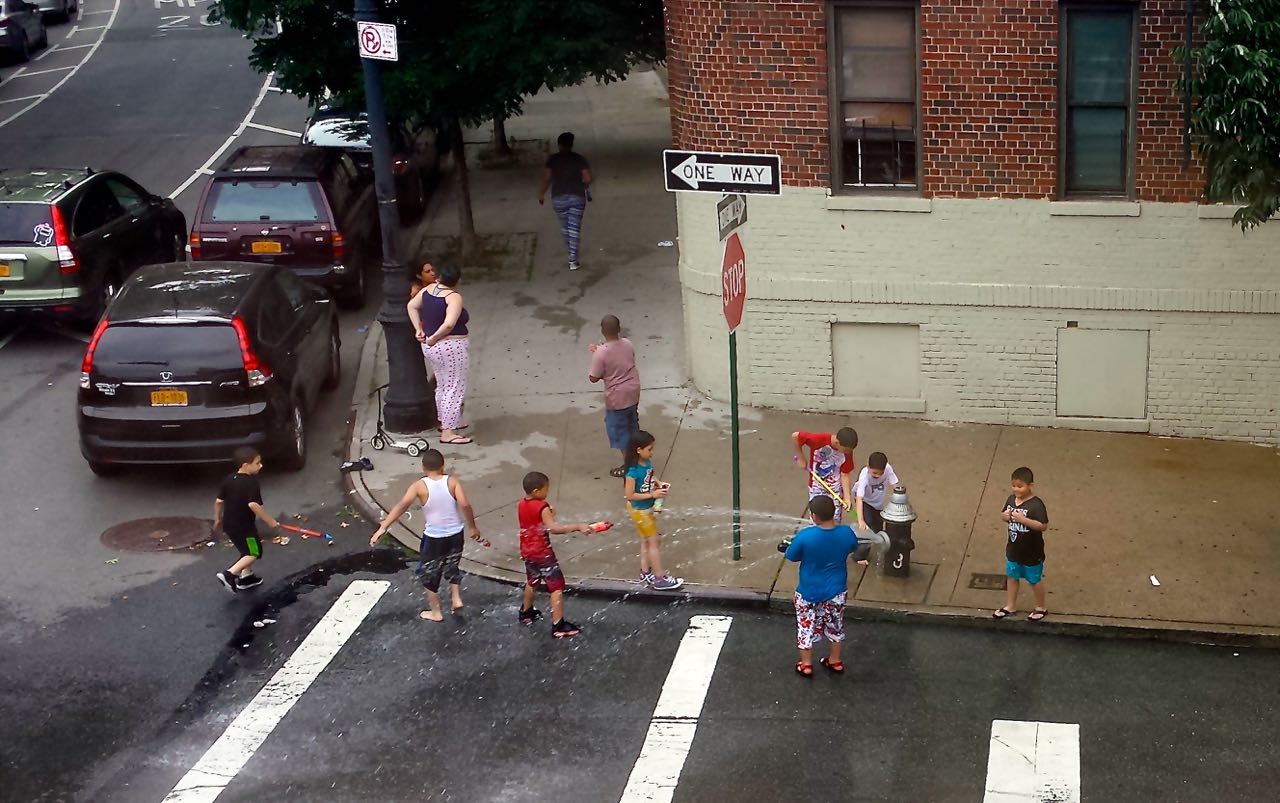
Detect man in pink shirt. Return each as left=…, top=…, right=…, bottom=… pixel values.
left=589, top=314, right=641, bottom=477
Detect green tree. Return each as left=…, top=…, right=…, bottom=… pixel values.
left=214, top=0, right=665, bottom=257
left=1182, top=0, right=1280, bottom=230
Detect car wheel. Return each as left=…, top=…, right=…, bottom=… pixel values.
left=321, top=326, right=341, bottom=391
left=280, top=400, right=307, bottom=471
left=337, top=263, right=366, bottom=309
left=36, top=22, right=47, bottom=50
left=88, top=460, right=120, bottom=477
left=15, top=31, right=29, bottom=63
left=170, top=232, right=186, bottom=262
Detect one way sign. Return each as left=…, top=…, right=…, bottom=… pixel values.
left=663, top=150, right=782, bottom=195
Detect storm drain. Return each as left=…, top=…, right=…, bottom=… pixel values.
left=101, top=517, right=214, bottom=553
left=968, top=573, right=1008, bottom=591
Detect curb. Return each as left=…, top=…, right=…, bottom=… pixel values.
left=342, top=324, right=1280, bottom=650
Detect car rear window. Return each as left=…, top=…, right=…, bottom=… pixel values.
left=203, top=180, right=324, bottom=223
left=94, top=324, right=244, bottom=371
left=0, top=203, right=55, bottom=246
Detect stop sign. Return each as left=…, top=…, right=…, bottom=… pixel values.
left=721, top=232, right=746, bottom=332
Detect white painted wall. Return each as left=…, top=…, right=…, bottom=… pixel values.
left=676, top=188, right=1280, bottom=444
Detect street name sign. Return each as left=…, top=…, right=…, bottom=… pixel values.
left=664, top=150, right=781, bottom=195
left=357, top=21, right=398, bottom=62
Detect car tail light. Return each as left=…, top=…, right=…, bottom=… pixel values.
left=80, top=318, right=108, bottom=389
left=231, top=316, right=272, bottom=387
left=189, top=232, right=202, bottom=260
left=51, top=206, right=79, bottom=275
left=332, top=231, right=345, bottom=262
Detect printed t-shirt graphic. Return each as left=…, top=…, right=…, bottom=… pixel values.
left=626, top=461, right=656, bottom=510
left=797, top=432, right=853, bottom=497
left=1003, top=494, right=1049, bottom=565
left=854, top=463, right=899, bottom=510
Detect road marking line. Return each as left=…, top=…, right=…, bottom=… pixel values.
left=0, top=0, right=120, bottom=131
left=0, top=322, right=27, bottom=352
left=0, top=93, right=48, bottom=105
left=169, top=71, right=275, bottom=199
left=32, top=44, right=57, bottom=61
left=163, top=579, right=388, bottom=803
left=619, top=615, right=732, bottom=803
left=984, top=720, right=1081, bottom=803
left=81, top=8, right=113, bottom=14
left=7, top=65, right=76, bottom=78
left=245, top=121, right=302, bottom=138
left=70, top=24, right=107, bottom=32
left=50, top=42, right=94, bottom=51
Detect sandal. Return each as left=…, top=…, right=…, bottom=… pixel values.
left=439, top=436, right=473, bottom=445
left=820, top=657, right=844, bottom=674
left=1027, top=609, right=1048, bottom=622
left=609, top=466, right=627, bottom=478
left=794, top=661, right=814, bottom=677
left=992, top=607, right=1016, bottom=620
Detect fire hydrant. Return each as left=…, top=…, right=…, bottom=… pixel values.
left=880, top=485, right=917, bottom=577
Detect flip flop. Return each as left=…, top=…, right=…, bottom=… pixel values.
left=795, top=661, right=814, bottom=678
left=439, top=436, right=473, bottom=445
left=992, top=607, right=1016, bottom=620
left=1027, top=609, right=1048, bottom=622
left=820, top=657, right=844, bottom=674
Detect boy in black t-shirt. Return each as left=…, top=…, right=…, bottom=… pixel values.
left=213, top=447, right=281, bottom=593
left=993, top=466, right=1050, bottom=622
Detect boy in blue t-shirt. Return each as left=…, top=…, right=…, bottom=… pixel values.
left=781, top=495, right=860, bottom=677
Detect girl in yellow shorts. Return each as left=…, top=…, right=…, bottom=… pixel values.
left=622, top=431, right=684, bottom=591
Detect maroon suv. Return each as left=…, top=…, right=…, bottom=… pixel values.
left=189, top=146, right=374, bottom=308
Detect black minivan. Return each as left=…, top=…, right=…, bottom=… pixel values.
left=77, top=262, right=340, bottom=475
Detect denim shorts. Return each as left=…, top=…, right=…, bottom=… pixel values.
left=1006, top=559, right=1044, bottom=585
left=604, top=404, right=639, bottom=450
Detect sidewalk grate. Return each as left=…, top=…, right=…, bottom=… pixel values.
left=969, top=573, right=1007, bottom=591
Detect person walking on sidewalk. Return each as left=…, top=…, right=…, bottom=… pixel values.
left=213, top=447, right=281, bottom=594
left=792, top=427, right=859, bottom=523
left=993, top=466, right=1050, bottom=622
left=408, top=263, right=472, bottom=445
left=517, top=471, right=594, bottom=638
left=622, top=431, right=683, bottom=591
left=589, top=314, right=641, bottom=477
left=537, top=131, right=592, bottom=270
left=369, top=449, right=482, bottom=621
left=780, top=495, right=860, bottom=677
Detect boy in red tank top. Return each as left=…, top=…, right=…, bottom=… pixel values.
left=518, top=471, right=595, bottom=637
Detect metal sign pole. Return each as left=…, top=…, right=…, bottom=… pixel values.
left=729, top=329, right=741, bottom=561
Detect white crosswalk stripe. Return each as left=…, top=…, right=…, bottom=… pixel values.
left=984, top=719, right=1081, bottom=803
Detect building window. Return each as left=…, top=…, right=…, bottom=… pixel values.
left=831, top=3, right=918, bottom=191
left=1061, top=6, right=1136, bottom=196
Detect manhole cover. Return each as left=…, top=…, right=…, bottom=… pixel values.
left=969, top=573, right=1008, bottom=591
left=101, top=517, right=215, bottom=553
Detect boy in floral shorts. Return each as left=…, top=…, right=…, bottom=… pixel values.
left=781, top=495, right=860, bottom=677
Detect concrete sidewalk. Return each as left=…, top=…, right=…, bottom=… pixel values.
left=344, top=71, right=1280, bottom=646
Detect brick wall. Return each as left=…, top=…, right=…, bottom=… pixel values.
left=665, top=0, right=1206, bottom=201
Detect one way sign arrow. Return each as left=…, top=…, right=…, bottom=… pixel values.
left=663, top=149, right=782, bottom=196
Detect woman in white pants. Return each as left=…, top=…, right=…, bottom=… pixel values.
left=408, top=263, right=472, bottom=445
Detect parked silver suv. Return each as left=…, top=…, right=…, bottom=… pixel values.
left=0, top=0, right=46, bottom=63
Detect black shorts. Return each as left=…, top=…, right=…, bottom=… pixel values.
left=861, top=501, right=885, bottom=533
left=227, top=529, right=264, bottom=559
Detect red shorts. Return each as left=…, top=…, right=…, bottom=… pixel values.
left=524, top=556, right=566, bottom=593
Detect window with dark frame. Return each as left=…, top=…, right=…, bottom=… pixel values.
left=1062, top=6, right=1135, bottom=196
left=833, top=3, right=918, bottom=191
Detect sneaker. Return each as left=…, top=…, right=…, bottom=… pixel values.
left=651, top=574, right=684, bottom=591
left=551, top=618, right=582, bottom=638
left=639, top=571, right=656, bottom=587
left=518, top=606, right=543, bottom=626
left=568, top=261, right=581, bottom=271
left=216, top=571, right=238, bottom=594
left=236, top=574, right=263, bottom=590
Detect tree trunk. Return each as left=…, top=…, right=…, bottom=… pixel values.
left=451, top=118, right=478, bottom=262
left=491, top=111, right=512, bottom=157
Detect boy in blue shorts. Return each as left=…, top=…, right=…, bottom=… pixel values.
left=993, top=466, right=1049, bottom=622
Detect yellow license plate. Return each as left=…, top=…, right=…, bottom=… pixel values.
left=0, top=264, right=10, bottom=277
left=251, top=240, right=282, bottom=254
left=150, top=389, right=188, bottom=407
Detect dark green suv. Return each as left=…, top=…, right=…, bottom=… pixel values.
left=0, top=168, right=188, bottom=322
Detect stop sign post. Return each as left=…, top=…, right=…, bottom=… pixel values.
left=722, top=232, right=746, bottom=560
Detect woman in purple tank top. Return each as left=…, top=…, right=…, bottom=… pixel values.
left=408, top=263, right=472, bottom=444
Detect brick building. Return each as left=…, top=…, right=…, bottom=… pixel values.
left=663, top=0, right=1280, bottom=444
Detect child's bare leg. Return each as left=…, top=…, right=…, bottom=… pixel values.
left=1002, top=578, right=1020, bottom=613
left=647, top=535, right=665, bottom=577
left=230, top=555, right=257, bottom=576
left=550, top=589, right=565, bottom=622
left=449, top=582, right=464, bottom=611
left=638, top=539, right=651, bottom=575
left=829, top=641, right=843, bottom=664
left=420, top=589, right=444, bottom=621
left=521, top=583, right=536, bottom=610
left=1032, top=580, right=1047, bottom=611
left=798, top=647, right=812, bottom=666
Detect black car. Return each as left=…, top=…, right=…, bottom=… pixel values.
left=78, top=261, right=340, bottom=475
left=0, top=167, right=187, bottom=322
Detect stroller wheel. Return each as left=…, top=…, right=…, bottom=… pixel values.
left=371, top=434, right=386, bottom=451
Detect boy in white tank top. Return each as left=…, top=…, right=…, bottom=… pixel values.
left=370, top=449, right=482, bottom=621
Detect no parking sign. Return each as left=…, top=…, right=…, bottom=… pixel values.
left=357, top=21, right=398, bottom=62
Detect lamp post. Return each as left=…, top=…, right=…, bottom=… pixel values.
left=355, top=0, right=434, bottom=433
